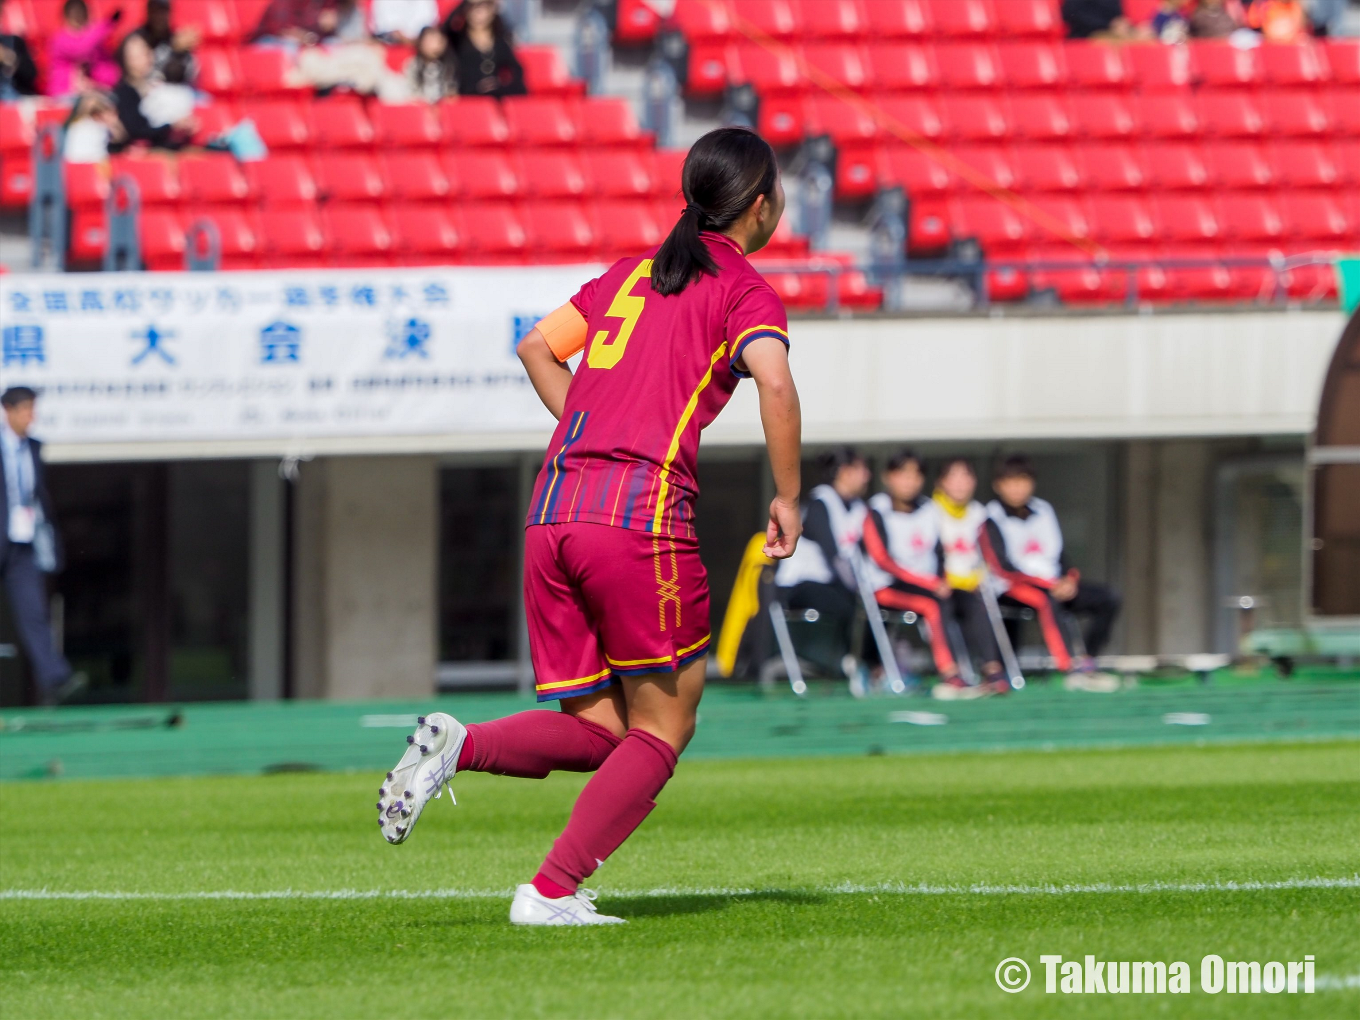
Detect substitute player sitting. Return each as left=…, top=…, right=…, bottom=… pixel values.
left=375, top=128, right=803, bottom=925
left=861, top=449, right=967, bottom=688
left=980, top=454, right=1122, bottom=691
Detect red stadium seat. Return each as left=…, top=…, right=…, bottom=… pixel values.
left=238, top=99, right=311, bottom=148
left=997, top=43, right=1067, bottom=90
left=986, top=264, right=1029, bottom=303
left=954, top=145, right=1017, bottom=190
left=950, top=195, right=1031, bottom=253
left=1012, top=145, right=1085, bottom=192
left=391, top=204, right=465, bottom=263
left=940, top=95, right=1010, bottom=142
left=1198, top=92, right=1266, bottom=139
left=866, top=43, right=939, bottom=90
left=1154, top=195, right=1221, bottom=242
left=1279, top=193, right=1350, bottom=241
left=517, top=44, right=585, bottom=95
left=140, top=209, right=187, bottom=270
left=760, top=270, right=830, bottom=311
left=178, top=154, right=253, bottom=204
left=1261, top=90, right=1333, bottom=138
left=1010, top=94, right=1074, bottom=141
left=382, top=152, right=452, bottom=201
left=311, top=97, right=374, bottom=148
left=805, top=94, right=880, bottom=145
left=686, top=43, right=732, bottom=95
left=1064, top=42, right=1133, bottom=89
left=928, top=0, right=997, bottom=37
left=994, top=0, right=1062, bottom=38
left=615, top=0, right=662, bottom=43
left=1324, top=40, right=1360, bottom=84
left=672, top=0, right=736, bottom=42
left=935, top=43, right=1004, bottom=90
left=109, top=156, right=181, bottom=205
left=877, top=146, right=955, bottom=196
left=503, top=97, right=578, bottom=146
left=1271, top=142, right=1341, bottom=189
left=461, top=203, right=529, bottom=260
left=877, top=95, right=946, bottom=142
left=1144, top=143, right=1211, bottom=190
left=237, top=46, right=296, bottom=95
left=1082, top=144, right=1147, bottom=190
left=836, top=144, right=878, bottom=197
left=324, top=204, right=395, bottom=266
left=763, top=214, right=810, bottom=256
left=1217, top=194, right=1285, bottom=242
left=652, top=148, right=687, bottom=199
left=190, top=101, right=238, bottom=144
left=1260, top=43, right=1332, bottom=86
left=1127, top=44, right=1195, bottom=90
left=370, top=103, right=442, bottom=148
left=1134, top=93, right=1200, bottom=139
left=440, top=97, right=511, bottom=146
left=1336, top=141, right=1360, bottom=185
left=313, top=153, right=386, bottom=201
left=1192, top=43, right=1261, bottom=88
left=194, top=47, right=240, bottom=95
left=174, top=0, right=244, bottom=43
left=1028, top=246, right=1125, bottom=305
left=1204, top=142, right=1274, bottom=189
left=523, top=201, right=597, bottom=258
left=800, top=0, right=869, bottom=39
left=577, top=97, right=652, bottom=147
left=836, top=270, right=885, bottom=311
left=584, top=149, right=655, bottom=198
left=246, top=156, right=317, bottom=205
left=730, top=0, right=803, bottom=39
left=909, top=199, right=950, bottom=252
left=183, top=207, right=261, bottom=269
left=1032, top=197, right=1093, bottom=244
left=1089, top=195, right=1158, bottom=242
left=758, top=94, right=806, bottom=146
left=803, top=43, right=873, bottom=91
left=730, top=42, right=804, bottom=92
left=521, top=150, right=590, bottom=198
left=0, top=104, right=32, bottom=154
left=0, top=0, right=39, bottom=39
left=67, top=209, right=108, bottom=264
left=1070, top=92, right=1139, bottom=139
left=1327, top=88, right=1360, bottom=136
left=64, top=163, right=110, bottom=210
left=863, top=0, right=932, bottom=38
left=444, top=151, right=521, bottom=199
left=1161, top=244, right=1239, bottom=302
left=595, top=199, right=666, bottom=255
left=0, top=153, right=33, bottom=210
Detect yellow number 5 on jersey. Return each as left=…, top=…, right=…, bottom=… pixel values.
left=587, top=259, right=652, bottom=370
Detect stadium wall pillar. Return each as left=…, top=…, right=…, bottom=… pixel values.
left=290, top=455, right=438, bottom=700
left=248, top=460, right=286, bottom=701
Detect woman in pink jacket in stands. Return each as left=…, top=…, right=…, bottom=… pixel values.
left=47, top=0, right=121, bottom=97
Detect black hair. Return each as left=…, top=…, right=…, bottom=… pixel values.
left=443, top=0, right=515, bottom=44
left=936, top=455, right=976, bottom=480
left=995, top=453, right=1036, bottom=481
left=651, top=127, right=779, bottom=297
left=2, top=386, right=37, bottom=408
left=818, top=445, right=864, bottom=482
left=885, top=448, right=923, bottom=474
left=63, top=0, right=88, bottom=22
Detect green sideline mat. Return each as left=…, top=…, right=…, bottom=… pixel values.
left=2, top=672, right=1357, bottom=781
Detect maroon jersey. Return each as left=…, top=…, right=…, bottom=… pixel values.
left=528, top=232, right=788, bottom=539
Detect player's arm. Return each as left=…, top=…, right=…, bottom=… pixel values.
left=516, top=302, right=588, bottom=421
left=741, top=336, right=802, bottom=559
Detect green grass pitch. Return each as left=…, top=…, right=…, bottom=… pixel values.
left=2, top=741, right=1358, bottom=1018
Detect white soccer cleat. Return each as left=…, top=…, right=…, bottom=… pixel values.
left=376, top=712, right=467, bottom=845
left=509, top=884, right=626, bottom=926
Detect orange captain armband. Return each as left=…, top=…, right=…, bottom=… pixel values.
left=535, top=302, right=589, bottom=362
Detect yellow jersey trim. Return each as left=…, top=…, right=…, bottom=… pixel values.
left=731, top=323, right=789, bottom=346
left=676, top=633, right=712, bottom=658
left=535, top=667, right=613, bottom=692
left=651, top=342, right=728, bottom=534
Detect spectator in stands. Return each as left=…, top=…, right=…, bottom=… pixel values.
left=932, top=456, right=1008, bottom=696
left=250, top=0, right=339, bottom=46
left=1060, top=0, right=1149, bottom=39
left=862, top=450, right=982, bottom=695
left=1247, top=0, right=1310, bottom=40
left=327, top=0, right=368, bottom=42
left=406, top=25, right=456, bottom=102
left=1189, top=0, right=1247, bottom=37
left=980, top=454, right=1122, bottom=692
left=773, top=447, right=872, bottom=682
left=131, top=0, right=199, bottom=86
left=46, top=0, right=121, bottom=97
left=0, top=0, right=38, bottom=97
left=109, top=30, right=195, bottom=153
left=371, top=0, right=438, bottom=45
left=63, top=87, right=126, bottom=162
left=1151, top=0, right=1191, bottom=42
left=443, top=0, right=526, bottom=98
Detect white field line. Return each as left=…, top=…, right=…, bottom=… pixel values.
left=2, top=876, right=1358, bottom=902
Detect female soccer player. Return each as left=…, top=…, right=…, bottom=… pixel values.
left=376, top=127, right=803, bottom=925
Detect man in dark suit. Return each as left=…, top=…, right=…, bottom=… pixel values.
left=1, top=386, right=76, bottom=705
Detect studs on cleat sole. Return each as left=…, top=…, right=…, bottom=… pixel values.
left=406, top=735, right=415, bottom=744
left=418, top=716, right=426, bottom=725
left=430, top=726, right=439, bottom=735
left=404, top=790, right=412, bottom=798
left=387, top=772, right=394, bottom=780
left=419, top=745, right=428, bottom=754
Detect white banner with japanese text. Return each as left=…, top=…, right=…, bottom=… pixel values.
left=0, top=265, right=600, bottom=448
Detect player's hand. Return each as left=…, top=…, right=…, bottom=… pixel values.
left=1052, top=576, right=1077, bottom=601
left=934, top=579, right=952, bottom=600
left=764, top=496, right=801, bottom=559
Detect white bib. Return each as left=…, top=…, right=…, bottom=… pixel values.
left=986, top=498, right=1064, bottom=582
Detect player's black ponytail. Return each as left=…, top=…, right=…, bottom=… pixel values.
left=651, top=127, right=779, bottom=297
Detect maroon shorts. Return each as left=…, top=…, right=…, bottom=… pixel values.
left=524, top=522, right=711, bottom=702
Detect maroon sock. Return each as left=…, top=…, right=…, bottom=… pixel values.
left=536, top=728, right=678, bottom=892
left=454, top=712, right=621, bottom=779
left=531, top=873, right=576, bottom=899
